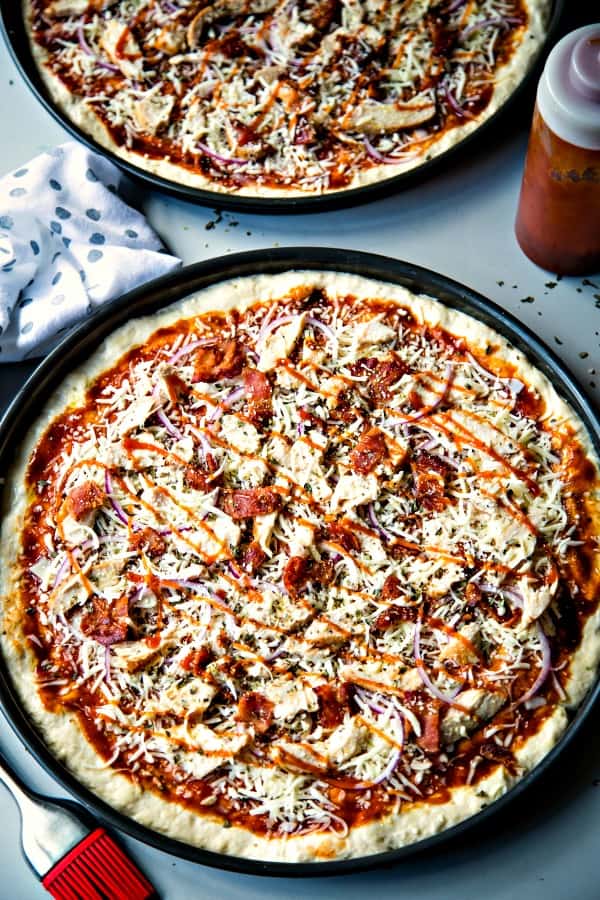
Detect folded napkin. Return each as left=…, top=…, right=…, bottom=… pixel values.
left=0, top=142, right=181, bottom=363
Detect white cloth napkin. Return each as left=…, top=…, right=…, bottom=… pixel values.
left=0, top=142, right=181, bottom=362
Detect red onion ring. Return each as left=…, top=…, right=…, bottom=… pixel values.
left=414, top=619, right=462, bottom=705
left=305, top=316, right=338, bottom=354
left=52, top=556, right=71, bottom=589
left=77, top=24, right=120, bottom=72
left=156, top=408, right=184, bottom=440
left=441, top=83, right=476, bottom=120
left=167, top=337, right=215, bottom=365
left=518, top=623, right=551, bottom=705
left=197, top=142, right=247, bottom=166
left=461, top=15, right=522, bottom=39
left=363, top=137, right=416, bottom=165
left=478, top=582, right=523, bottom=609
left=209, top=385, right=245, bottom=423
left=257, top=313, right=296, bottom=345
left=367, top=503, right=393, bottom=543
left=104, top=470, right=129, bottom=525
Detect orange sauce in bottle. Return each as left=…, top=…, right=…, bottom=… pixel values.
left=515, top=26, right=600, bottom=275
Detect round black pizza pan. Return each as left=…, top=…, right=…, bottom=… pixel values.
left=0, top=2, right=564, bottom=214
left=0, top=248, right=598, bottom=876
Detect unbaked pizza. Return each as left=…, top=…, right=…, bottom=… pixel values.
left=1, top=270, right=599, bottom=862
left=25, top=0, right=550, bottom=197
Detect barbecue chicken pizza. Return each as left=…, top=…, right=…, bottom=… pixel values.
left=25, top=0, right=550, bottom=197
left=1, top=270, right=599, bottom=862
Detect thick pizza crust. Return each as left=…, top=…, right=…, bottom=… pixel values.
left=1, top=270, right=598, bottom=861
left=23, top=1, right=551, bottom=198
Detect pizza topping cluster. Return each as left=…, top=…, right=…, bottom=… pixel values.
left=21, top=284, right=597, bottom=837
left=31, top=0, right=530, bottom=192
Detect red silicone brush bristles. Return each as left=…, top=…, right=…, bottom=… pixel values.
left=42, top=827, right=156, bottom=900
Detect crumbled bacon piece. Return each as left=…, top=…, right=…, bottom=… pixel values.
left=309, top=0, right=339, bottom=30
left=417, top=707, right=440, bottom=754
left=129, top=527, right=166, bottom=558
left=315, top=682, right=353, bottom=730
left=243, top=368, right=272, bottom=425
left=63, top=480, right=105, bottom=521
left=220, top=487, right=282, bottom=520
left=80, top=595, right=129, bottom=647
left=283, top=555, right=311, bottom=595
left=313, top=559, right=335, bottom=585
left=412, top=451, right=450, bottom=512
left=465, top=583, right=482, bottom=606
left=193, top=340, right=243, bottom=383
left=241, top=541, right=266, bottom=574
left=350, top=427, right=388, bottom=475
left=479, top=741, right=517, bottom=773
left=514, top=385, right=543, bottom=420
left=351, top=355, right=411, bottom=405
left=237, top=691, right=274, bottom=734
left=181, top=646, right=213, bottom=674
left=371, top=356, right=411, bottom=405
left=283, top=555, right=335, bottom=595
left=407, top=389, right=424, bottom=410
left=325, top=522, right=360, bottom=553
left=184, top=466, right=211, bottom=492
left=374, top=603, right=418, bottom=630
left=380, top=574, right=404, bottom=601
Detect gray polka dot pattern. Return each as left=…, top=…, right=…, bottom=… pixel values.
left=0, top=141, right=180, bottom=362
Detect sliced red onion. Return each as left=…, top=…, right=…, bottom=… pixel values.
left=77, top=24, right=93, bottom=56
left=518, top=623, right=551, bottom=705
left=478, top=582, right=523, bottom=609
left=227, top=560, right=241, bottom=579
left=197, top=142, right=247, bottom=166
left=209, top=385, right=245, bottom=423
left=162, top=0, right=179, bottom=12
left=393, top=363, right=454, bottom=425
left=168, top=337, right=214, bottom=365
left=305, top=316, right=338, bottom=355
left=264, top=641, right=286, bottom=662
left=52, top=556, right=70, bottom=590
left=257, top=313, right=296, bottom=345
left=367, top=503, right=393, bottom=543
left=170, top=578, right=213, bottom=593
left=447, top=0, right=467, bottom=10
left=461, top=15, right=522, bottom=38
left=363, top=137, right=414, bottom=165
left=466, top=352, right=525, bottom=397
left=255, top=580, right=288, bottom=596
left=156, top=408, right=184, bottom=440
left=104, top=470, right=129, bottom=525
left=355, top=687, right=388, bottom=716
left=413, top=619, right=462, bottom=705
left=77, top=24, right=120, bottom=72
left=442, top=83, right=475, bottom=120
left=371, top=715, right=404, bottom=785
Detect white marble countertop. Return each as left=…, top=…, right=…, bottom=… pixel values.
left=1, top=8, right=599, bottom=898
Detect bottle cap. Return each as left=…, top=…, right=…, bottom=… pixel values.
left=537, top=24, right=600, bottom=150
